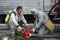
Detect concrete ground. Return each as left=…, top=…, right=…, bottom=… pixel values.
left=0, top=32, right=59, bottom=40
left=0, top=24, right=60, bottom=40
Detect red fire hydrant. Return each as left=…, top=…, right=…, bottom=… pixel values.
left=22, top=29, right=32, bottom=38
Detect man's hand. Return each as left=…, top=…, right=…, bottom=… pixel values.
left=25, top=24, right=29, bottom=26
left=17, top=26, right=23, bottom=31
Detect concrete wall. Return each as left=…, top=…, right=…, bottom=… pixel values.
left=0, top=0, right=40, bottom=10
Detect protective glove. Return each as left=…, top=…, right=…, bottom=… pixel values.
left=31, top=28, right=36, bottom=32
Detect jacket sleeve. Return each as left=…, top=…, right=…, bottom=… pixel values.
left=21, top=14, right=27, bottom=24
left=35, top=15, right=44, bottom=29
left=10, top=13, right=19, bottom=26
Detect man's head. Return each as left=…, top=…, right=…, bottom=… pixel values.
left=16, top=6, right=23, bottom=14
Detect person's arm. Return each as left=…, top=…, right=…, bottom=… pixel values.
left=10, top=13, right=19, bottom=26
left=32, top=15, right=44, bottom=32
left=10, top=13, right=23, bottom=31
left=21, top=14, right=27, bottom=24
left=35, top=15, right=44, bottom=29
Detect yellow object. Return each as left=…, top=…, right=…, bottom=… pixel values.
left=5, top=10, right=13, bottom=23
left=24, top=11, right=28, bottom=15
left=44, top=19, right=54, bottom=31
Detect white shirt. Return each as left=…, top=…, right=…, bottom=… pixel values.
left=9, top=9, right=27, bottom=26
